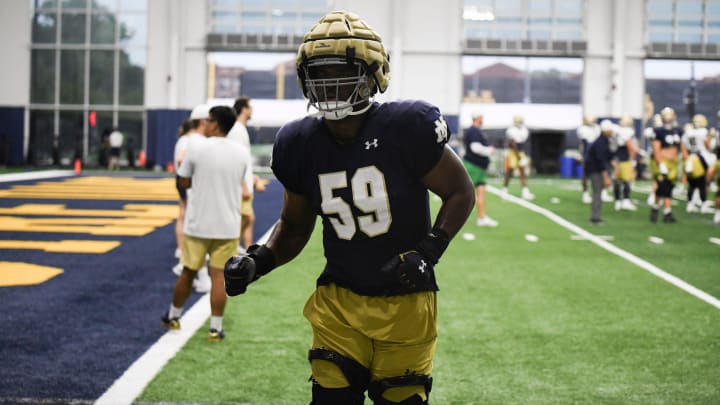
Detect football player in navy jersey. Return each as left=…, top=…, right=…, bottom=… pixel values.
left=223, top=10, right=475, bottom=405
left=648, top=107, right=683, bottom=223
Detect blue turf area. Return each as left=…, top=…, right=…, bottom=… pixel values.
left=0, top=174, right=283, bottom=403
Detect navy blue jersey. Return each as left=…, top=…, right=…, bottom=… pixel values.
left=585, top=135, right=611, bottom=174
left=463, top=126, right=490, bottom=169
left=652, top=126, right=682, bottom=149
left=272, top=101, right=448, bottom=295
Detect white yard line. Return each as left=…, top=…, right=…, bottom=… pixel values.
left=95, top=223, right=278, bottom=405
left=488, top=185, right=720, bottom=310
left=0, top=170, right=74, bottom=183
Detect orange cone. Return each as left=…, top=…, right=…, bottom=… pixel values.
left=166, top=162, right=174, bottom=173
left=74, top=159, right=82, bottom=175
left=138, top=150, right=146, bottom=167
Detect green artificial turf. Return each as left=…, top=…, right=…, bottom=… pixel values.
left=140, top=177, right=720, bottom=404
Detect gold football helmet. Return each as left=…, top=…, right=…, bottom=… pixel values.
left=296, top=10, right=390, bottom=120
left=692, top=114, right=707, bottom=129
left=660, top=107, right=675, bottom=126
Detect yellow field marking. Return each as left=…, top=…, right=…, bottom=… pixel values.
left=0, top=204, right=178, bottom=218
left=0, top=262, right=64, bottom=286
left=0, top=216, right=173, bottom=236
left=0, top=240, right=121, bottom=253
left=0, top=176, right=177, bottom=201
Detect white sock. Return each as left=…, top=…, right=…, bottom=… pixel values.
left=664, top=207, right=672, bottom=215
left=210, top=316, right=223, bottom=331
left=169, top=304, right=183, bottom=319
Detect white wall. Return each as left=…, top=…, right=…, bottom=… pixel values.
left=583, top=0, right=645, bottom=120
left=145, top=0, right=208, bottom=109
left=0, top=0, right=31, bottom=105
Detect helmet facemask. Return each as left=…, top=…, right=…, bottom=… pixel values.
left=301, top=57, right=375, bottom=120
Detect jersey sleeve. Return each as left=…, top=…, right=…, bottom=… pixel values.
left=398, top=102, right=449, bottom=178
left=271, top=121, right=306, bottom=194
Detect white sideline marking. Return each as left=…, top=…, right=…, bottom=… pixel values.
left=488, top=185, right=720, bottom=310
left=0, top=170, right=74, bottom=183
left=571, top=234, right=614, bottom=241
left=95, top=223, right=278, bottom=405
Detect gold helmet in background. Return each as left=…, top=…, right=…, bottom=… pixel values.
left=660, top=107, right=675, bottom=126
left=692, top=114, right=707, bottom=128
left=296, top=10, right=390, bottom=120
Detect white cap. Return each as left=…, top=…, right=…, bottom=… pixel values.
left=600, top=119, right=614, bottom=132
left=472, top=111, right=483, bottom=119
left=190, top=104, right=210, bottom=120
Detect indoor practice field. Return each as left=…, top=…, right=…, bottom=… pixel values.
left=133, top=177, right=720, bottom=405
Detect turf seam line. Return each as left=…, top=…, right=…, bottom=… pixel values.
left=94, top=222, right=279, bottom=405
left=488, top=185, right=720, bottom=310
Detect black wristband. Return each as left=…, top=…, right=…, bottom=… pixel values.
left=246, top=244, right=276, bottom=276
left=414, top=228, right=450, bottom=265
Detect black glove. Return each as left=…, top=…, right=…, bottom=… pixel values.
left=379, top=250, right=434, bottom=292
left=224, top=244, right=275, bottom=296
left=378, top=228, right=450, bottom=294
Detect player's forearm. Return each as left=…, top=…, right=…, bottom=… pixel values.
left=265, top=215, right=315, bottom=267
left=432, top=185, right=475, bottom=240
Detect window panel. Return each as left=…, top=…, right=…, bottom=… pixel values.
left=647, top=0, right=673, bottom=14
left=29, top=110, right=56, bottom=165
left=59, top=110, right=84, bottom=162
left=61, top=12, right=86, bottom=43
left=676, top=1, right=702, bottom=14
left=118, top=13, right=147, bottom=48
left=118, top=111, right=143, bottom=157
left=61, top=0, right=87, bottom=9
left=33, top=12, right=57, bottom=43
left=120, top=0, right=147, bottom=12
left=649, top=30, right=674, bottom=42
left=678, top=32, right=702, bottom=42
left=93, top=0, right=117, bottom=12
left=36, top=0, right=59, bottom=9
left=119, top=49, right=144, bottom=105
left=213, top=0, right=240, bottom=8
left=90, top=50, right=114, bottom=104
left=555, top=30, right=582, bottom=40
left=31, top=49, right=56, bottom=104
left=91, top=12, right=116, bottom=43
left=60, top=50, right=85, bottom=104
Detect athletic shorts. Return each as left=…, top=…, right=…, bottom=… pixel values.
left=463, top=160, right=488, bottom=186
left=506, top=151, right=529, bottom=170
left=649, top=157, right=678, bottom=182
left=181, top=234, right=239, bottom=270
left=615, top=160, right=635, bottom=182
left=684, top=154, right=706, bottom=180
left=241, top=194, right=254, bottom=217
left=110, top=147, right=120, bottom=157
left=304, top=283, right=437, bottom=402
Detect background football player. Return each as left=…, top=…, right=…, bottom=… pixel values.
left=224, top=10, right=475, bottom=405
left=612, top=115, right=638, bottom=211
left=502, top=114, right=535, bottom=200
left=648, top=107, right=682, bottom=223
left=681, top=114, right=715, bottom=214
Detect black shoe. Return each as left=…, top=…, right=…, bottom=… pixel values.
left=650, top=208, right=659, bottom=223
left=161, top=312, right=180, bottom=330
left=663, top=212, right=677, bottom=223
left=590, top=218, right=605, bottom=226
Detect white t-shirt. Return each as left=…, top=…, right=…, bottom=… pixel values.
left=577, top=124, right=600, bottom=144
left=109, top=131, right=123, bottom=148
left=177, top=136, right=250, bottom=239
left=506, top=125, right=529, bottom=144
left=227, top=121, right=254, bottom=193
left=173, top=135, right=188, bottom=170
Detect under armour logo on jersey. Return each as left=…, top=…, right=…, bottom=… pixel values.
left=434, top=116, right=448, bottom=143
left=365, top=139, right=379, bottom=149
left=418, top=260, right=427, bottom=273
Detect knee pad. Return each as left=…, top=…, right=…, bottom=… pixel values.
left=308, top=347, right=370, bottom=394
left=656, top=179, right=674, bottom=198
left=310, top=381, right=365, bottom=405
left=368, top=374, right=432, bottom=405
